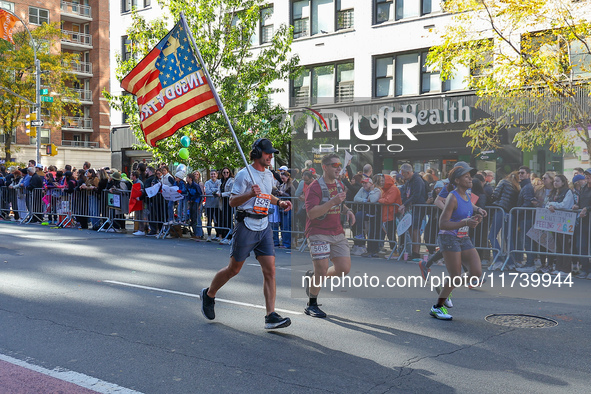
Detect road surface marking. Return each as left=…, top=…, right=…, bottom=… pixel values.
left=103, top=280, right=303, bottom=315
left=0, top=353, right=142, bottom=394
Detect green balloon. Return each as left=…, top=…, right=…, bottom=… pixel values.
left=179, top=148, right=189, bottom=160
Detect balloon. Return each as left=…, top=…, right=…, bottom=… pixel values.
left=180, top=136, right=191, bottom=147
left=176, top=164, right=186, bottom=173
left=179, top=148, right=189, bottom=160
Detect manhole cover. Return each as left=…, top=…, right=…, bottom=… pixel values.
left=485, top=314, right=558, bottom=328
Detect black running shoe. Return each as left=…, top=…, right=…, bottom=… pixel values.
left=264, top=312, right=291, bottom=329
left=304, top=269, right=314, bottom=297
left=201, top=288, right=215, bottom=320
left=304, top=303, right=327, bottom=318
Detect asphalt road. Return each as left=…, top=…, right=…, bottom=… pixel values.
left=1, top=222, right=590, bottom=393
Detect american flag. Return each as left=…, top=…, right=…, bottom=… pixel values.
left=121, top=21, right=219, bottom=147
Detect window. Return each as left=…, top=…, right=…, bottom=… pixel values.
left=292, top=61, right=354, bottom=106
left=29, top=7, right=49, bottom=25
left=337, top=0, right=354, bottom=30
left=122, top=35, right=132, bottom=61
left=292, top=0, right=354, bottom=39
left=421, top=52, right=440, bottom=93
left=524, top=31, right=591, bottom=80
left=29, top=129, right=50, bottom=145
left=0, top=1, right=14, bottom=12
left=375, top=52, right=468, bottom=97
left=121, top=0, right=137, bottom=13
left=251, top=6, right=274, bottom=46
left=144, top=0, right=151, bottom=7
left=0, top=129, right=15, bottom=144
left=375, top=0, right=441, bottom=24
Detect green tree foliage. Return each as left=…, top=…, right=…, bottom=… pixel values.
left=0, top=22, right=80, bottom=161
left=427, top=0, right=591, bottom=154
left=106, top=0, right=300, bottom=170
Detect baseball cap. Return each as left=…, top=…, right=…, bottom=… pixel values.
left=255, top=138, right=279, bottom=154
left=278, top=165, right=289, bottom=171
left=434, top=181, right=444, bottom=189
left=584, top=168, right=591, bottom=175
left=573, top=174, right=585, bottom=183
left=35, top=164, right=43, bottom=169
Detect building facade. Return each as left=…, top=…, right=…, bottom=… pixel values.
left=109, top=1, right=590, bottom=178
left=3, top=0, right=110, bottom=168
left=109, top=0, right=160, bottom=174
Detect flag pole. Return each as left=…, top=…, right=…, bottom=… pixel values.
left=180, top=13, right=257, bottom=185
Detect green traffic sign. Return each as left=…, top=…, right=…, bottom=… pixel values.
left=40, top=89, right=49, bottom=95
left=41, top=96, right=54, bottom=103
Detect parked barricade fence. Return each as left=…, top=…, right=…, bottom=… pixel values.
left=503, top=207, right=589, bottom=272
left=402, top=204, right=506, bottom=266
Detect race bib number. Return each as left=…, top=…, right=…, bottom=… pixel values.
left=253, top=194, right=271, bottom=215
left=457, top=224, right=469, bottom=238
left=309, top=241, right=330, bottom=260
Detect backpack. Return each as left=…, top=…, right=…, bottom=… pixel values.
left=316, top=176, right=344, bottom=221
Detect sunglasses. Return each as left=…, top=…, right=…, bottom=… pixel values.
left=327, top=162, right=342, bottom=168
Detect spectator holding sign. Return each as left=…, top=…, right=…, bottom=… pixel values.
left=546, top=174, right=575, bottom=279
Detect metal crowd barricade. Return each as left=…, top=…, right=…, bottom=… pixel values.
left=0, top=186, right=28, bottom=221
left=504, top=207, right=589, bottom=272
left=402, top=204, right=505, bottom=266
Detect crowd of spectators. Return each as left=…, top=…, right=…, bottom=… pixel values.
left=1, top=158, right=589, bottom=280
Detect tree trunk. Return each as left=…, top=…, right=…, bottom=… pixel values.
left=4, top=135, right=11, bottom=162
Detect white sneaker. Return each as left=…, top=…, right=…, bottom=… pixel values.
left=133, top=230, right=145, bottom=236
left=206, top=236, right=212, bottom=242
left=106, top=228, right=116, bottom=233
left=219, top=239, right=229, bottom=245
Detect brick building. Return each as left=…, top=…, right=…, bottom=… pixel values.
left=3, top=0, right=110, bottom=168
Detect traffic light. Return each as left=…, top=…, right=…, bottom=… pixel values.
left=25, top=113, right=37, bottom=138
left=46, top=143, right=58, bottom=156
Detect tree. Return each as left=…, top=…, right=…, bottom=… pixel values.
left=0, top=22, right=80, bottom=161
left=427, top=0, right=591, bottom=155
left=105, top=0, right=300, bottom=170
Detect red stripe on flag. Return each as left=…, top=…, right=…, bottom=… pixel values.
left=121, top=50, right=160, bottom=92
left=142, top=90, right=217, bottom=133
left=145, top=104, right=219, bottom=146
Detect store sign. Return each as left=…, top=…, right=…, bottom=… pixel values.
left=299, top=99, right=473, bottom=153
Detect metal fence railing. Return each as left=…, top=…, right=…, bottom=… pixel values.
left=1, top=184, right=587, bottom=275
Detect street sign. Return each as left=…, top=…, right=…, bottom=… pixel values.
left=31, top=120, right=44, bottom=127
left=41, top=96, right=54, bottom=102
left=40, top=89, right=49, bottom=95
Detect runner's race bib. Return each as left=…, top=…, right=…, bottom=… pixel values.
left=457, top=217, right=469, bottom=238
left=310, top=241, right=330, bottom=260
left=253, top=193, right=271, bottom=215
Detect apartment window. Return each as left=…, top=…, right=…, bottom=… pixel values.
left=376, top=52, right=468, bottom=97
left=375, top=0, right=441, bottom=24
left=0, top=1, right=14, bottom=12
left=292, top=0, right=354, bottom=39
left=121, top=0, right=137, bottom=13
left=29, top=7, right=49, bottom=25
left=571, top=38, right=591, bottom=78
left=144, top=0, right=151, bottom=7
left=30, top=129, right=50, bottom=145
left=292, top=61, right=354, bottom=106
left=421, top=52, right=440, bottom=93
left=251, top=6, right=274, bottom=46
left=0, top=129, right=15, bottom=144
left=122, top=35, right=132, bottom=61
left=337, top=0, right=354, bottom=30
